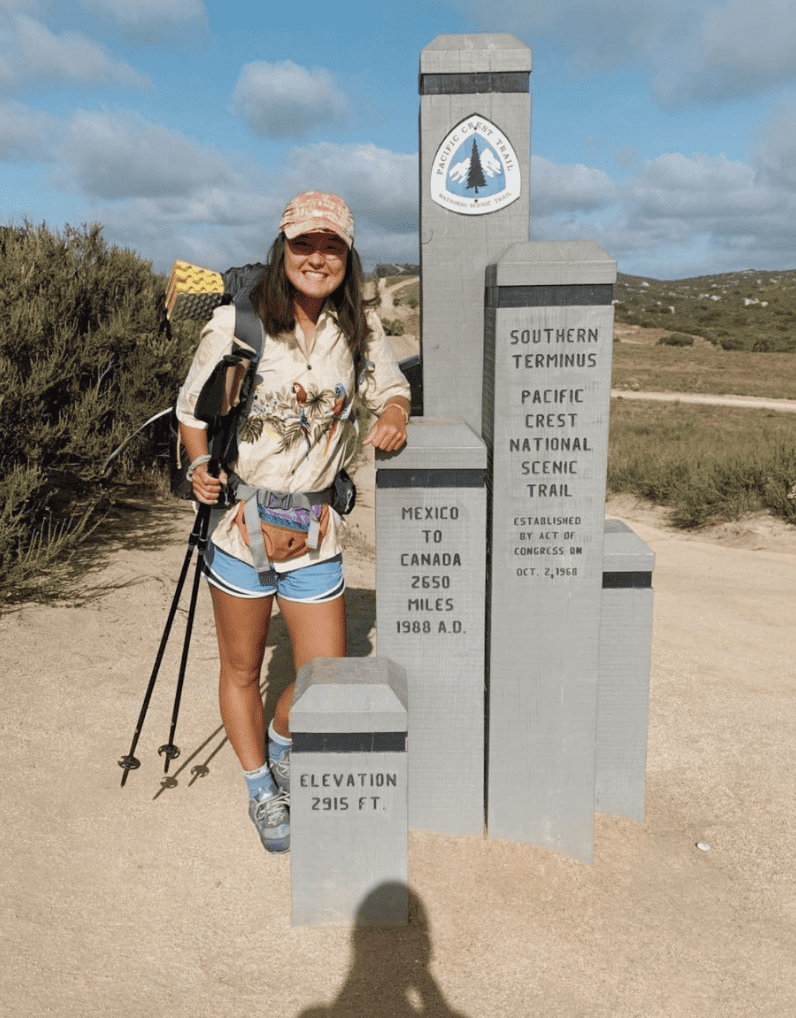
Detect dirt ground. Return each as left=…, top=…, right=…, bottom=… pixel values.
left=2, top=451, right=795, bottom=1018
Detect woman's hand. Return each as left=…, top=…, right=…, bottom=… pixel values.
left=364, top=401, right=409, bottom=452
left=190, top=462, right=228, bottom=505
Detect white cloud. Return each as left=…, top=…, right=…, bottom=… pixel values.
left=283, top=141, right=417, bottom=229
left=531, top=156, right=615, bottom=215
left=528, top=146, right=796, bottom=278
left=453, top=0, right=796, bottom=107
left=81, top=138, right=796, bottom=279
left=627, top=152, right=770, bottom=218
left=753, top=104, right=796, bottom=188
left=80, top=0, right=207, bottom=29
left=0, top=14, right=149, bottom=94
left=59, top=109, right=240, bottom=199
left=77, top=139, right=420, bottom=273
left=0, top=100, right=56, bottom=159
left=233, top=60, right=347, bottom=139
left=657, top=0, right=796, bottom=106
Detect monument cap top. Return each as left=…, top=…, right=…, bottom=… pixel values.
left=421, top=33, right=531, bottom=75
left=603, top=519, right=656, bottom=573
left=486, top=240, right=617, bottom=288
left=376, top=421, right=486, bottom=472
left=291, top=658, right=408, bottom=734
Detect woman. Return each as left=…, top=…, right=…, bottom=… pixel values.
left=176, top=192, right=411, bottom=853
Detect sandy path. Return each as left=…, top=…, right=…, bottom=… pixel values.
left=611, top=389, right=796, bottom=413
left=2, top=464, right=795, bottom=1017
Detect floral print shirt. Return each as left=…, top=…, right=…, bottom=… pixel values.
left=176, top=302, right=410, bottom=571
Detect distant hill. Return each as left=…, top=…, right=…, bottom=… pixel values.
left=615, top=268, right=796, bottom=352
left=372, top=266, right=796, bottom=353
left=371, top=262, right=420, bottom=278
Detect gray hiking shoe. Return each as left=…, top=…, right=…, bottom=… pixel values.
left=248, top=789, right=290, bottom=854
left=269, top=746, right=290, bottom=794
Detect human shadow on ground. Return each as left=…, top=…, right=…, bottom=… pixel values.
left=294, top=883, right=470, bottom=1018
left=150, top=585, right=375, bottom=798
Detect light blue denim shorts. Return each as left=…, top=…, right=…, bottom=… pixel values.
left=203, top=542, right=344, bottom=603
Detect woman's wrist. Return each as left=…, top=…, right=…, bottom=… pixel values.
left=383, top=401, right=410, bottom=426
left=186, top=454, right=212, bottom=481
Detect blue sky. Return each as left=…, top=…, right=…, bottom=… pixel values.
left=2, top=0, right=795, bottom=279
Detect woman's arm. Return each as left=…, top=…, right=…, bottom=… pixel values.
left=178, top=421, right=228, bottom=505
left=363, top=396, right=410, bottom=452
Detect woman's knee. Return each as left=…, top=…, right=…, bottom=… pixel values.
left=211, top=587, right=272, bottom=687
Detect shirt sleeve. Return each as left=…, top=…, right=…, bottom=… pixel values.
left=175, top=306, right=238, bottom=430
left=358, top=309, right=412, bottom=415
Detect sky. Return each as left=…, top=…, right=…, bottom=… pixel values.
left=1, top=0, right=795, bottom=280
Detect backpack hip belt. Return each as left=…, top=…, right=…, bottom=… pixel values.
left=233, top=481, right=333, bottom=574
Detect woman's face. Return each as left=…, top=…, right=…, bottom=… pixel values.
left=284, top=231, right=348, bottom=304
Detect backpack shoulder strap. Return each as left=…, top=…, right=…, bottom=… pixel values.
left=233, top=291, right=264, bottom=359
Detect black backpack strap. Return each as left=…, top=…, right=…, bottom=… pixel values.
left=223, top=262, right=267, bottom=359
left=233, top=290, right=264, bottom=359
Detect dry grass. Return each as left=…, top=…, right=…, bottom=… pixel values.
left=612, top=331, right=796, bottom=398
left=608, top=398, right=796, bottom=527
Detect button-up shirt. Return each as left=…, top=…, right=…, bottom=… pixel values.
left=176, top=302, right=410, bottom=571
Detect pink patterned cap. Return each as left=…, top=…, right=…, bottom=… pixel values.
left=279, top=191, right=354, bottom=248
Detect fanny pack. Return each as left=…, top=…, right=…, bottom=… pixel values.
left=233, top=469, right=355, bottom=573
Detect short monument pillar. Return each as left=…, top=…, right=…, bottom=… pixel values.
left=290, top=657, right=408, bottom=926
left=483, top=240, right=616, bottom=863
left=595, top=520, right=654, bottom=822
left=420, top=33, right=532, bottom=432
left=375, top=422, right=486, bottom=835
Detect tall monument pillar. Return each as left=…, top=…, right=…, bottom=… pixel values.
left=483, top=241, right=617, bottom=863
left=419, top=34, right=532, bottom=432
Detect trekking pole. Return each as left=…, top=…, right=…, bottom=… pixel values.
left=117, top=333, right=252, bottom=785
left=158, top=501, right=211, bottom=772
left=118, top=503, right=207, bottom=786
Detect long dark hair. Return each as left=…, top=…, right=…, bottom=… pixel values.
left=249, top=234, right=374, bottom=354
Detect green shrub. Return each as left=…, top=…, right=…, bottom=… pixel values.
left=0, top=222, right=198, bottom=599
left=658, top=333, right=694, bottom=347
left=380, top=317, right=406, bottom=336
left=719, top=334, right=746, bottom=350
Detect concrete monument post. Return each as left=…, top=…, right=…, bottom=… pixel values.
left=596, top=520, right=654, bottom=821
left=419, top=34, right=532, bottom=431
left=373, top=33, right=535, bottom=836
left=483, top=240, right=617, bottom=862
left=290, top=658, right=408, bottom=926
left=375, top=423, right=486, bottom=835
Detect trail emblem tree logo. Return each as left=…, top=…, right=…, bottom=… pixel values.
left=430, top=114, right=521, bottom=215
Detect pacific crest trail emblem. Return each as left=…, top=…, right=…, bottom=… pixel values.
left=430, top=114, right=521, bottom=216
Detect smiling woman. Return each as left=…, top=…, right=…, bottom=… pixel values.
left=284, top=233, right=348, bottom=322
left=175, top=190, right=411, bottom=856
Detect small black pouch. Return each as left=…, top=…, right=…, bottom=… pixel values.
left=331, top=468, right=356, bottom=516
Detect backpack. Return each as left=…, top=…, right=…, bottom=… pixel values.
left=169, top=262, right=266, bottom=506
left=168, top=259, right=360, bottom=517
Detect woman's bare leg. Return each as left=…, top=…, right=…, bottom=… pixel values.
left=272, top=594, right=347, bottom=736
left=209, top=586, right=274, bottom=771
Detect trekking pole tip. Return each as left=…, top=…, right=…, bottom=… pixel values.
left=118, top=754, right=140, bottom=786
left=158, top=743, right=180, bottom=773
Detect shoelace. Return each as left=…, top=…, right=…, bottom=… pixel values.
left=253, top=791, right=288, bottom=826
left=272, top=755, right=290, bottom=785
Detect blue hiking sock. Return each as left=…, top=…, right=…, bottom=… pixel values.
left=267, top=720, right=292, bottom=766
left=243, top=761, right=277, bottom=801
